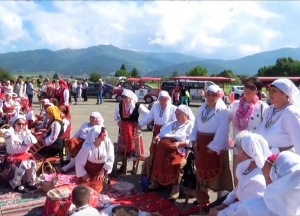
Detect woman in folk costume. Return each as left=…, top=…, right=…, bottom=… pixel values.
left=257, top=79, right=300, bottom=155
left=29, top=105, right=64, bottom=158
left=4, top=114, right=38, bottom=193
left=56, top=79, right=70, bottom=107
left=59, top=105, right=71, bottom=139
left=228, top=77, right=269, bottom=186
left=19, top=96, right=36, bottom=125
left=76, top=125, right=114, bottom=193
left=62, top=112, right=104, bottom=173
left=34, top=102, right=53, bottom=132
left=114, top=89, right=149, bottom=173
left=233, top=151, right=300, bottom=216
left=208, top=131, right=272, bottom=216
left=0, top=93, right=20, bottom=125
left=142, top=105, right=195, bottom=199
left=191, top=85, right=233, bottom=198
left=138, top=90, right=177, bottom=154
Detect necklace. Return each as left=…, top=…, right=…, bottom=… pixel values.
left=235, top=96, right=259, bottom=131
left=201, top=106, right=215, bottom=123
left=159, top=105, right=165, bottom=117
left=265, top=104, right=290, bottom=129
left=170, top=121, right=189, bottom=134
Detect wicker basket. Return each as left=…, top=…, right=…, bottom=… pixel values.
left=40, top=161, right=58, bottom=192
left=0, top=124, right=10, bottom=138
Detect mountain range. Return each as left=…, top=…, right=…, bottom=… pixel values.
left=1, top=45, right=300, bottom=77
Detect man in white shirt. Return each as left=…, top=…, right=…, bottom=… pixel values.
left=82, top=79, right=88, bottom=102
left=4, top=81, right=13, bottom=94
left=13, top=75, right=27, bottom=97
left=70, top=185, right=101, bottom=216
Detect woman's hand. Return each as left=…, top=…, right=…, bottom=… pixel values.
left=209, top=208, right=219, bottom=216
left=153, top=136, right=161, bottom=143
left=171, top=142, right=181, bottom=149
left=117, top=121, right=122, bottom=127
left=82, top=174, right=90, bottom=183
left=96, top=169, right=106, bottom=182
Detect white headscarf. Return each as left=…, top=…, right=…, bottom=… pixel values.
left=271, top=79, right=300, bottom=108
left=9, top=112, right=26, bottom=126
left=122, top=89, right=138, bottom=110
left=264, top=151, right=300, bottom=216
left=177, top=104, right=195, bottom=121
left=240, top=133, right=272, bottom=168
left=85, top=125, right=103, bottom=143
left=90, top=111, right=104, bottom=126
left=205, top=85, right=227, bottom=109
left=158, top=90, right=171, bottom=105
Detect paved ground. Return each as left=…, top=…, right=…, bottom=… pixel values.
left=32, top=96, right=233, bottom=212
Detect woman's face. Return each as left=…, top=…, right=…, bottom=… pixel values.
left=14, top=118, right=26, bottom=131
left=158, top=96, right=168, bottom=107
left=262, top=161, right=273, bottom=185
left=5, top=95, right=11, bottom=101
left=89, top=116, right=98, bottom=126
left=268, top=86, right=288, bottom=105
left=205, top=91, right=218, bottom=107
left=122, top=96, right=131, bottom=104
left=236, top=146, right=249, bottom=161
left=175, top=109, right=188, bottom=123
left=243, top=81, right=258, bottom=100
left=46, top=112, right=53, bottom=121
left=95, top=131, right=107, bottom=145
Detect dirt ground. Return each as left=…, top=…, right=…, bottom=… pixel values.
left=33, top=96, right=233, bottom=212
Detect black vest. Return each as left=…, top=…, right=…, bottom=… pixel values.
left=119, top=102, right=140, bottom=122
left=47, top=120, right=64, bottom=138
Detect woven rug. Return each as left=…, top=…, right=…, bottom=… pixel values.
left=110, top=192, right=181, bottom=216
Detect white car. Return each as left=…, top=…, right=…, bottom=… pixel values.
left=230, top=86, right=244, bottom=99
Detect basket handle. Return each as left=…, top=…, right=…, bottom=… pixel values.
left=1, top=124, right=11, bottom=129
left=42, top=161, right=56, bottom=175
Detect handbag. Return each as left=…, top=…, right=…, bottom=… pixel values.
left=185, top=90, right=191, bottom=98
left=38, top=161, right=58, bottom=192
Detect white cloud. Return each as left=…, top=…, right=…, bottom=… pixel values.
left=0, top=1, right=299, bottom=59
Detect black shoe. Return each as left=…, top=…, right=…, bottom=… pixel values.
left=117, top=166, right=125, bottom=173
left=14, top=185, right=28, bottom=194
left=26, top=182, right=38, bottom=190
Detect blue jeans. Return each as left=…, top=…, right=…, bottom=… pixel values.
left=97, top=90, right=103, bottom=104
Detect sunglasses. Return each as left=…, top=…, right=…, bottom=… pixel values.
left=16, top=122, right=25, bottom=126
left=244, top=83, right=257, bottom=91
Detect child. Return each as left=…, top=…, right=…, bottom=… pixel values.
left=70, top=185, right=101, bottom=216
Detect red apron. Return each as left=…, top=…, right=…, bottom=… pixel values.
left=6, top=152, right=32, bottom=167
left=119, top=121, right=136, bottom=155
left=196, top=132, right=222, bottom=181
left=65, top=137, right=85, bottom=157
left=152, top=137, right=185, bottom=185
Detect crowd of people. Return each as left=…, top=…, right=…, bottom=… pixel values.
left=0, top=75, right=300, bottom=216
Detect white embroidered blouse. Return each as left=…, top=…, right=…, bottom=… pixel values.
left=114, top=103, right=149, bottom=123
left=191, top=106, right=230, bottom=153
left=4, top=127, right=37, bottom=154
left=157, top=120, right=194, bottom=148
left=228, top=100, right=269, bottom=140
left=76, top=138, right=115, bottom=177
left=43, top=121, right=63, bottom=146
left=139, top=102, right=177, bottom=127
left=73, top=122, right=104, bottom=140
left=257, top=105, right=300, bottom=155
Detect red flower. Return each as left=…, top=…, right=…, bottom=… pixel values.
left=267, top=154, right=278, bottom=164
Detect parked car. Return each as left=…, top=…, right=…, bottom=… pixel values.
left=161, top=80, right=215, bottom=93
left=86, top=83, right=114, bottom=99
left=230, top=86, right=244, bottom=99
left=113, top=83, right=154, bottom=102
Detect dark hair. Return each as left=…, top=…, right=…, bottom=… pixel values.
left=246, top=76, right=263, bottom=100
left=72, top=185, right=91, bottom=207
left=59, top=105, right=71, bottom=118
left=18, top=75, right=23, bottom=79
left=50, top=98, right=58, bottom=106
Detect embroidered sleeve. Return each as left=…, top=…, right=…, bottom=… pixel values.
left=139, top=104, right=155, bottom=127
left=191, top=108, right=200, bottom=142
left=44, top=121, right=62, bottom=146
left=184, top=123, right=193, bottom=148
left=75, top=145, right=89, bottom=177
left=138, top=104, right=150, bottom=116
left=114, top=105, right=121, bottom=123
left=103, top=138, right=115, bottom=174
left=207, top=109, right=230, bottom=153
left=22, top=131, right=38, bottom=146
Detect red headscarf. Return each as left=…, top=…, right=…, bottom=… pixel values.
left=59, top=79, right=68, bottom=88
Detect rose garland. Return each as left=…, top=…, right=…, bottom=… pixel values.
left=234, top=95, right=259, bottom=131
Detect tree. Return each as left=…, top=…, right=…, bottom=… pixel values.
left=89, top=72, right=101, bottom=83
left=70, top=75, right=75, bottom=79
left=130, top=68, right=140, bottom=78
left=53, top=72, right=59, bottom=80
left=38, top=74, right=43, bottom=79
left=186, top=66, right=208, bottom=76
left=115, top=69, right=129, bottom=77
left=170, top=70, right=179, bottom=77
left=120, top=64, right=126, bottom=71
left=0, top=67, right=15, bottom=81
left=218, top=70, right=235, bottom=78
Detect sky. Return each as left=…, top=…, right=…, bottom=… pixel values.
left=0, top=1, right=300, bottom=60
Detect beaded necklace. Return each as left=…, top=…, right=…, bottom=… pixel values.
left=201, top=106, right=215, bottom=123
left=265, top=104, right=290, bottom=129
